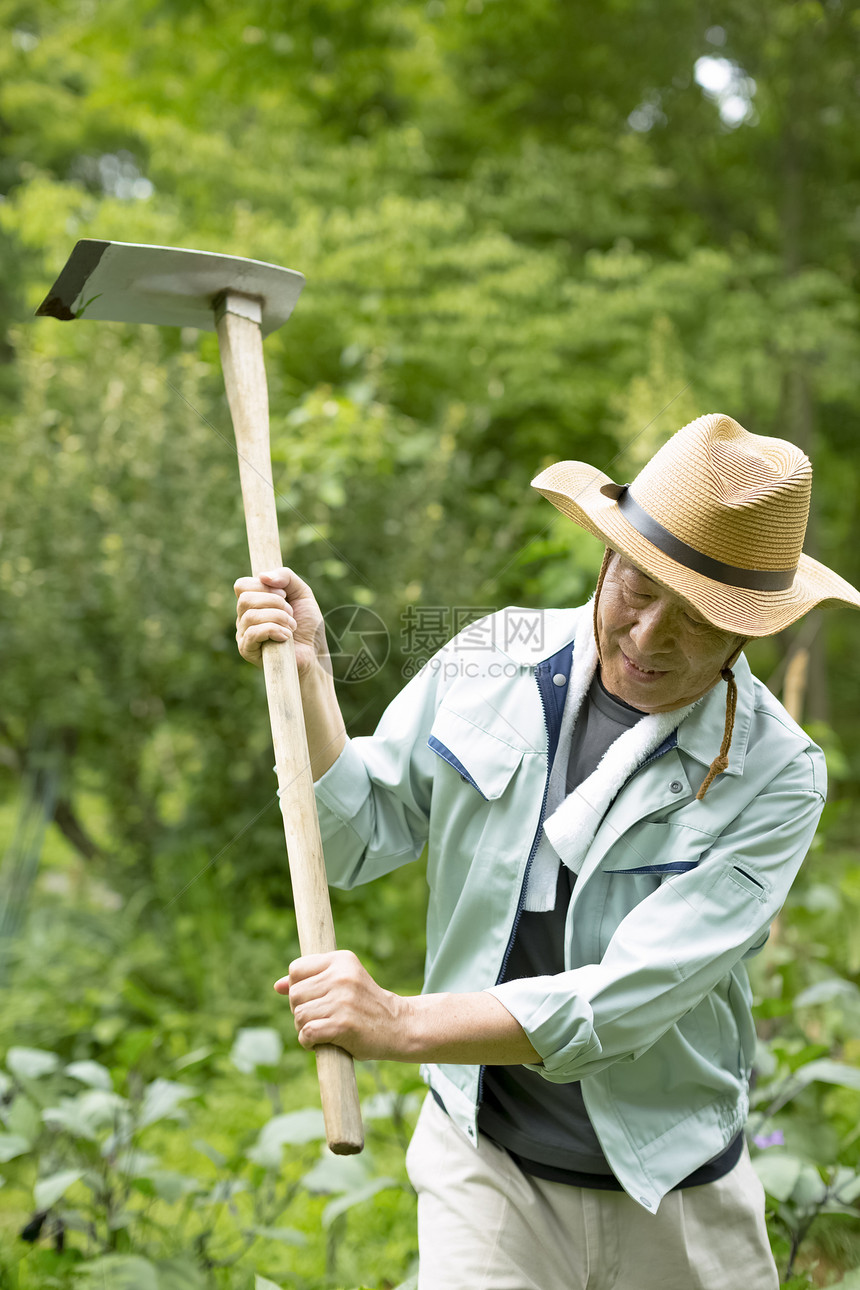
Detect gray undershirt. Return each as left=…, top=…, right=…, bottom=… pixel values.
left=477, top=671, right=643, bottom=1173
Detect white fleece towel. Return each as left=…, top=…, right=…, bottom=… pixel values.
left=524, top=608, right=700, bottom=909
left=522, top=606, right=595, bottom=912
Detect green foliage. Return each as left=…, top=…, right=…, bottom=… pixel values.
left=0, top=1024, right=419, bottom=1289
left=747, top=796, right=860, bottom=1284
left=1, top=0, right=859, bottom=1284
left=2, top=0, right=860, bottom=889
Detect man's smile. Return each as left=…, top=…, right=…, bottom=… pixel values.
left=620, top=649, right=669, bottom=680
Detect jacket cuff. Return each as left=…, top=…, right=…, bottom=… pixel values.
left=485, top=978, right=603, bottom=1083
left=313, top=738, right=372, bottom=823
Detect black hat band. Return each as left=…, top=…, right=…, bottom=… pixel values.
left=616, top=487, right=797, bottom=591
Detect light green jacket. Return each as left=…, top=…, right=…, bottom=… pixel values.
left=314, top=606, right=826, bottom=1211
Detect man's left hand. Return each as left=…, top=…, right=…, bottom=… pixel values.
left=275, top=951, right=542, bottom=1066
left=276, top=950, right=409, bottom=1061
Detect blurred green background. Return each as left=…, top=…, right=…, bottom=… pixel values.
left=1, top=1, right=859, bottom=1286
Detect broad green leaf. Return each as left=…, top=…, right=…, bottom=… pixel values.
left=138, top=1078, right=195, bottom=1128
left=0, top=1133, right=31, bottom=1163
left=76, top=1256, right=204, bottom=1290
left=829, top=1166, right=858, bottom=1192
left=153, top=1259, right=210, bottom=1290
left=108, top=1210, right=134, bottom=1231
left=102, top=1125, right=134, bottom=1156
left=197, top=1178, right=247, bottom=1205
left=790, top=1164, right=827, bottom=1212
left=112, top=1149, right=159, bottom=1178
left=302, top=1150, right=374, bottom=1194
left=246, top=1109, right=326, bottom=1167
left=793, top=883, right=843, bottom=915
left=230, top=1027, right=283, bottom=1074
left=69, top=1089, right=128, bottom=1125
left=65, top=1060, right=113, bottom=1091
left=786, top=1059, right=860, bottom=1095
left=192, top=1138, right=226, bottom=1167
left=81, top=1169, right=107, bottom=1195
left=322, top=1175, right=399, bottom=1227
left=821, top=1203, right=860, bottom=1219
left=752, top=1041, right=778, bottom=1081
left=360, top=1091, right=422, bottom=1121
left=255, top=1277, right=284, bottom=1290
left=43, top=1090, right=128, bottom=1141
left=794, top=978, right=860, bottom=1008
left=247, top=1226, right=307, bottom=1246
left=833, top=1173, right=860, bottom=1204
left=42, top=1102, right=97, bottom=1141
left=753, top=1152, right=804, bottom=1202
left=7, top=1047, right=60, bottom=1079
left=143, top=1170, right=203, bottom=1203
left=75, top=1254, right=159, bottom=1290
left=35, top=1168, right=84, bottom=1209
left=393, top=1275, right=419, bottom=1290
left=5, top=1096, right=40, bottom=1144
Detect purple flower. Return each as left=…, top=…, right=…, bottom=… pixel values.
left=753, top=1130, right=785, bottom=1150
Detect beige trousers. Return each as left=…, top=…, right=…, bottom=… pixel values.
left=406, top=1096, right=779, bottom=1290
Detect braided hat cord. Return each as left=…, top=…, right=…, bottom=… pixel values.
left=696, top=668, right=738, bottom=800
left=593, top=547, right=614, bottom=667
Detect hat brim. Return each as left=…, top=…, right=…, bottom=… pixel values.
left=532, top=461, right=860, bottom=638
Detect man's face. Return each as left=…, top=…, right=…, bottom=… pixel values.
left=595, top=554, right=745, bottom=713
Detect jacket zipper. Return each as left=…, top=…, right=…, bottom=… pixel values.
left=477, top=661, right=555, bottom=1106
left=474, top=677, right=677, bottom=1109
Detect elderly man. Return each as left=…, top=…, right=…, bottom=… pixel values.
left=235, top=414, right=860, bottom=1290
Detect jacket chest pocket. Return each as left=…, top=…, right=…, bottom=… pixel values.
left=601, top=821, right=714, bottom=876
left=428, top=705, right=525, bottom=800
left=426, top=705, right=533, bottom=911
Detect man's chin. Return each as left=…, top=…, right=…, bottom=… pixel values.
left=601, top=664, right=712, bottom=715
left=601, top=656, right=669, bottom=707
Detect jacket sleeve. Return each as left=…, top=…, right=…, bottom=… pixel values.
left=312, top=656, right=445, bottom=890
left=487, top=745, right=826, bottom=1082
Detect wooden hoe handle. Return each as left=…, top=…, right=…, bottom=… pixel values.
left=215, top=291, right=364, bottom=1155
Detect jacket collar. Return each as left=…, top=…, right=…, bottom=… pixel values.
left=674, top=651, right=753, bottom=776
left=493, top=604, right=753, bottom=777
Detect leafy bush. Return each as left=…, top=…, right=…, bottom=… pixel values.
left=0, top=1029, right=421, bottom=1289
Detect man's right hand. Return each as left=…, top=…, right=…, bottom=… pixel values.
left=234, top=567, right=327, bottom=675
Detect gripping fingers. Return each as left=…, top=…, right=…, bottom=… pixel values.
left=235, top=593, right=298, bottom=663
left=237, top=618, right=295, bottom=663
left=291, top=1003, right=335, bottom=1050
left=239, top=606, right=297, bottom=634
left=236, top=590, right=291, bottom=617
left=283, top=972, right=339, bottom=1050
left=279, top=953, right=351, bottom=1047
left=240, top=623, right=291, bottom=652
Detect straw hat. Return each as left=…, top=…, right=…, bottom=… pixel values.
left=532, top=413, right=860, bottom=638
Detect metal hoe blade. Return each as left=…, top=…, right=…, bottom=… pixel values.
left=36, top=239, right=304, bottom=337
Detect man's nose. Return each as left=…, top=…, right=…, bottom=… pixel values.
left=629, top=602, right=675, bottom=654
